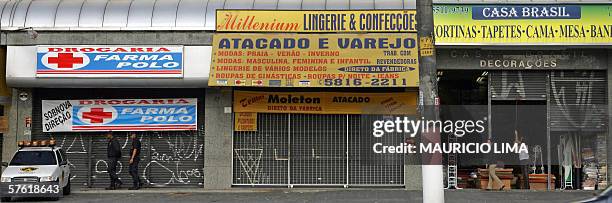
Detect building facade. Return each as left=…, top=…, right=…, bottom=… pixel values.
left=0, top=0, right=609, bottom=191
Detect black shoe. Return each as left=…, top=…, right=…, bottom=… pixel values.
left=499, top=185, right=506, bottom=191
left=128, top=187, right=140, bottom=190
left=116, top=181, right=123, bottom=189
left=139, top=182, right=144, bottom=187
left=105, top=186, right=116, bottom=190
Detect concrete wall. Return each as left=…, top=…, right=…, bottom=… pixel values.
left=608, top=50, right=612, bottom=186
left=1, top=89, right=32, bottom=166
left=203, top=88, right=233, bottom=189
left=1, top=31, right=213, bottom=46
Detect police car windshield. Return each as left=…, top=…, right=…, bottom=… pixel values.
left=10, top=151, right=57, bottom=165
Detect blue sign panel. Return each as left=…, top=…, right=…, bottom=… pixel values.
left=472, top=5, right=581, bottom=20
left=42, top=98, right=197, bottom=132
left=36, top=46, right=183, bottom=78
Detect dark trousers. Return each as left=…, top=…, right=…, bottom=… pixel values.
left=520, top=159, right=530, bottom=189
left=107, top=157, right=122, bottom=187
left=129, top=159, right=140, bottom=187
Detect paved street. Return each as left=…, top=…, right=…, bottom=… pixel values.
left=5, top=189, right=596, bottom=203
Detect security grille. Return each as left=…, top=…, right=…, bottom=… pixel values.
left=233, top=113, right=289, bottom=185
left=290, top=114, right=347, bottom=185
left=490, top=71, right=547, bottom=100
left=349, top=115, right=404, bottom=185
left=233, top=113, right=404, bottom=187
left=549, top=71, right=607, bottom=132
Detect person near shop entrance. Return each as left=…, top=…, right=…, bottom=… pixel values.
left=486, top=139, right=504, bottom=191
left=515, top=130, right=530, bottom=189
left=106, top=132, right=123, bottom=190
left=128, top=132, right=142, bottom=190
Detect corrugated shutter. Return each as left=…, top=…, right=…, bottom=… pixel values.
left=490, top=71, right=547, bottom=100
left=550, top=71, right=607, bottom=132
left=32, top=88, right=205, bottom=188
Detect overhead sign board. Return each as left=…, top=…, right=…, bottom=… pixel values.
left=216, top=10, right=418, bottom=33
left=36, top=46, right=184, bottom=78
left=209, top=33, right=419, bottom=87
left=434, top=4, right=612, bottom=45
left=42, top=98, right=197, bottom=132
left=234, top=91, right=417, bottom=115
left=437, top=49, right=608, bottom=70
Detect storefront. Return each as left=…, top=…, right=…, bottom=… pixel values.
left=5, top=46, right=211, bottom=188
left=434, top=4, right=611, bottom=190
left=209, top=10, right=421, bottom=187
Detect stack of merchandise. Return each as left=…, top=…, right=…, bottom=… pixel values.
left=528, top=174, right=556, bottom=190
left=582, top=147, right=598, bottom=190
left=596, top=133, right=608, bottom=189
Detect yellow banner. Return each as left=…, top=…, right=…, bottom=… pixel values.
left=216, top=10, right=417, bottom=33
left=434, top=5, right=612, bottom=45
left=209, top=33, right=419, bottom=87
left=234, top=91, right=417, bottom=115
left=235, top=112, right=257, bottom=131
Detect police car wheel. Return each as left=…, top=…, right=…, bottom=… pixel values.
left=1, top=197, right=11, bottom=202
left=63, top=177, right=71, bottom=195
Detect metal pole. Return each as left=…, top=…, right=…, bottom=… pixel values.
left=546, top=74, right=552, bottom=190
left=417, top=0, right=444, bottom=202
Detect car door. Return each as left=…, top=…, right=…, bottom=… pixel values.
left=55, top=150, right=67, bottom=186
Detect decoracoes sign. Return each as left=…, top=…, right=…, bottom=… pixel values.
left=209, top=33, right=419, bottom=87
left=216, top=10, right=417, bottom=32
left=434, top=5, right=612, bottom=45
left=36, top=46, right=184, bottom=77
left=42, top=98, right=197, bottom=132
left=234, top=91, right=417, bottom=115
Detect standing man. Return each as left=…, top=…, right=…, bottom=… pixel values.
left=128, top=132, right=142, bottom=190
left=515, top=130, right=530, bottom=189
left=106, top=132, right=122, bottom=190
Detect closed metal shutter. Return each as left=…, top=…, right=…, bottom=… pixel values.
left=233, top=113, right=404, bottom=186
left=349, top=114, right=404, bottom=186
left=490, top=71, right=547, bottom=100
left=290, top=114, right=347, bottom=185
left=32, top=88, right=205, bottom=188
left=550, top=71, right=607, bottom=132
left=233, top=113, right=289, bottom=185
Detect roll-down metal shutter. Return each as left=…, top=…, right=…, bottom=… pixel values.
left=549, top=71, right=607, bottom=132
left=490, top=71, right=547, bottom=100
left=32, top=88, right=205, bottom=188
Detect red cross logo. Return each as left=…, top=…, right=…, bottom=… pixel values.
left=47, top=53, right=84, bottom=68
left=82, top=108, right=113, bottom=124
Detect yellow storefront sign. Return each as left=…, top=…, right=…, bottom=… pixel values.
left=209, top=33, right=419, bottom=87
left=234, top=91, right=417, bottom=115
left=216, top=10, right=417, bottom=33
left=235, top=112, right=257, bottom=131
left=434, top=5, right=612, bottom=45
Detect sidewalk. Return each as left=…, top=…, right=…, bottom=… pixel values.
left=31, top=188, right=599, bottom=203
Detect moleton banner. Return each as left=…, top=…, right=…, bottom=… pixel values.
left=433, top=4, right=612, bottom=45
left=216, top=10, right=417, bottom=32
left=209, top=33, right=419, bottom=87
left=234, top=91, right=417, bottom=115
left=42, top=98, right=197, bottom=132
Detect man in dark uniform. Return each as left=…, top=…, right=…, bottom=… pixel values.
left=128, top=132, right=142, bottom=190
left=105, top=132, right=122, bottom=190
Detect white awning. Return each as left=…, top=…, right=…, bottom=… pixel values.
left=0, top=0, right=415, bottom=31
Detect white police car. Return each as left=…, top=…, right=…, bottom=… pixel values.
left=0, top=140, right=71, bottom=201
